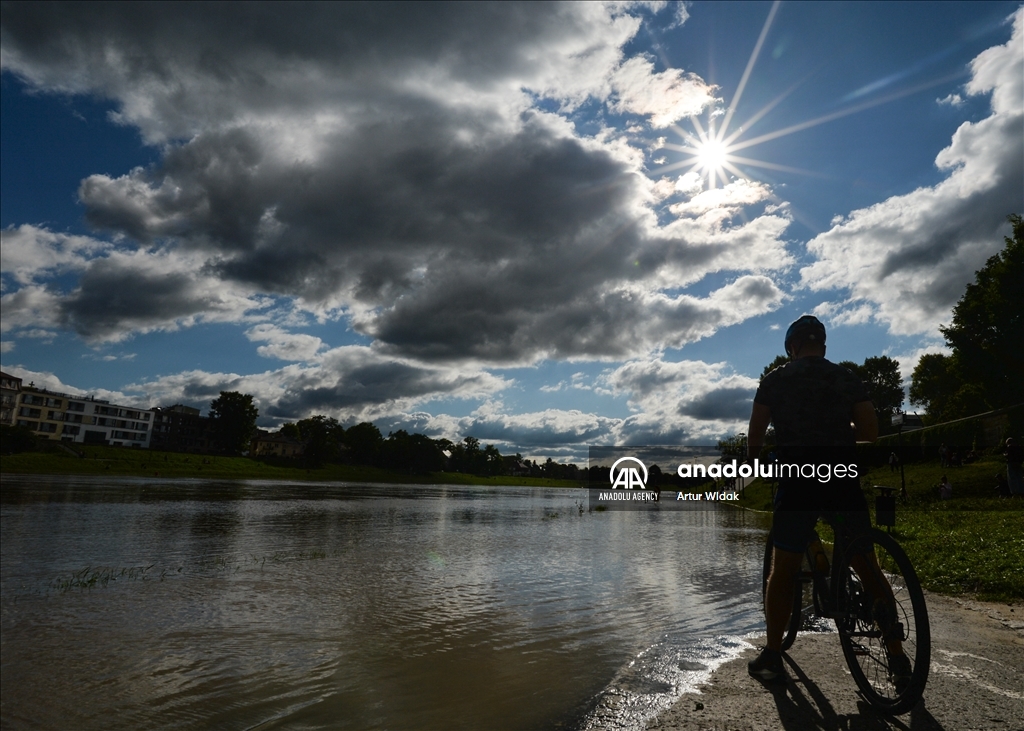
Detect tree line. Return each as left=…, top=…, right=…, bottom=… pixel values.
left=207, top=394, right=581, bottom=478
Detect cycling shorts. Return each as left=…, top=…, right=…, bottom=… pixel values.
left=771, top=476, right=871, bottom=553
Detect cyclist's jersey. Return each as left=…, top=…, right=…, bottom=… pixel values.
left=754, top=356, right=869, bottom=448
left=757, top=357, right=872, bottom=550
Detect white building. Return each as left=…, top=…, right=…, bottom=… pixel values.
left=15, top=387, right=154, bottom=448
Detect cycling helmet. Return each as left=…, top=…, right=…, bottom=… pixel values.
left=784, top=315, right=826, bottom=357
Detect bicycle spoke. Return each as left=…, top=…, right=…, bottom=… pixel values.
left=836, top=529, right=930, bottom=715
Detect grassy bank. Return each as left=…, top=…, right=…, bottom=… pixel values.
left=0, top=444, right=584, bottom=488
left=735, top=455, right=1024, bottom=601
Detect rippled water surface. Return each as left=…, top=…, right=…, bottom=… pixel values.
left=1, top=476, right=770, bottom=730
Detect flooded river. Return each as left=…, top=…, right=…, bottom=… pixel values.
left=1, top=476, right=769, bottom=730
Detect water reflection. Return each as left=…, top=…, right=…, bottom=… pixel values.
left=1, top=476, right=767, bottom=730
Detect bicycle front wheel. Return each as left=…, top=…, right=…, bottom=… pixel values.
left=836, top=528, right=930, bottom=715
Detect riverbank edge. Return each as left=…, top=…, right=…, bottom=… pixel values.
left=647, top=591, right=1024, bottom=731
left=0, top=466, right=587, bottom=488
left=0, top=440, right=595, bottom=487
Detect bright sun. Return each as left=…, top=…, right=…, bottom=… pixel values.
left=696, top=139, right=729, bottom=175
left=657, top=0, right=907, bottom=192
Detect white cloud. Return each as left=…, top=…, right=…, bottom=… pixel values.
left=0, top=224, right=110, bottom=287
left=0, top=286, right=64, bottom=334
left=812, top=300, right=875, bottom=327
left=936, top=93, right=964, bottom=108
left=800, top=8, right=1024, bottom=336
left=0, top=365, right=141, bottom=405
left=610, top=55, right=717, bottom=127
left=245, top=324, right=324, bottom=362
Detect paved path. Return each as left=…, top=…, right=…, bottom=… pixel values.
left=646, top=594, right=1024, bottom=731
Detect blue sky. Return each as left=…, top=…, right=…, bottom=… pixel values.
left=2, top=2, right=1021, bottom=461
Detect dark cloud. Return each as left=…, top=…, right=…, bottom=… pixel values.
left=54, top=253, right=254, bottom=341
left=0, top=2, right=642, bottom=140
left=4, top=1, right=787, bottom=359
left=677, top=386, right=753, bottom=421
left=270, top=357, right=500, bottom=416
left=72, top=100, right=781, bottom=360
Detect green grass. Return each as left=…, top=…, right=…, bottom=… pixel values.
left=736, top=455, right=1024, bottom=601
left=0, top=444, right=584, bottom=488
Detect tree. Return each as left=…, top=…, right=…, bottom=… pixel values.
left=717, top=432, right=747, bottom=459
left=483, top=444, right=503, bottom=476
left=909, top=353, right=960, bottom=421
left=381, top=430, right=446, bottom=473
left=938, top=214, right=1024, bottom=411
left=295, top=415, right=344, bottom=466
left=343, top=422, right=383, bottom=465
left=760, top=355, right=789, bottom=381
left=210, top=392, right=258, bottom=454
left=860, top=356, right=904, bottom=430
left=0, top=424, right=37, bottom=454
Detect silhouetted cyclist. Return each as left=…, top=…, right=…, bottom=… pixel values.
left=746, top=316, right=910, bottom=687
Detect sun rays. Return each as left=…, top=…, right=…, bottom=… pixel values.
left=655, top=1, right=783, bottom=190
left=654, top=0, right=966, bottom=192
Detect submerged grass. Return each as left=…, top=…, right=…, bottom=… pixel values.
left=51, top=564, right=156, bottom=593
left=735, top=455, right=1023, bottom=602
left=48, top=548, right=347, bottom=596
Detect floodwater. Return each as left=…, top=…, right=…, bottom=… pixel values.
left=0, top=476, right=770, bottom=730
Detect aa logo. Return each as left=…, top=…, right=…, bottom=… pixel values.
left=609, top=457, right=648, bottom=489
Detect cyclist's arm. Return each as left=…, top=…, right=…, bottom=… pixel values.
left=852, top=400, right=878, bottom=443
left=747, top=401, right=771, bottom=461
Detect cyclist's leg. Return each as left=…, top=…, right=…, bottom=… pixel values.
left=765, top=484, right=818, bottom=652
left=765, top=546, right=803, bottom=651
left=830, top=506, right=907, bottom=658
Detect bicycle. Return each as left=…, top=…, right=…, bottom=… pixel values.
left=761, top=509, right=931, bottom=715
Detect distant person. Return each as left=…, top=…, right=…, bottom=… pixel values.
left=889, top=451, right=899, bottom=473
left=1005, top=438, right=1024, bottom=497
left=994, top=471, right=1011, bottom=498
left=939, top=443, right=949, bottom=468
left=938, top=475, right=952, bottom=500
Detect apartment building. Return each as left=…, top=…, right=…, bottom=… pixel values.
left=251, top=429, right=304, bottom=457
left=14, top=386, right=153, bottom=448
left=0, top=371, right=22, bottom=426
left=150, top=405, right=218, bottom=453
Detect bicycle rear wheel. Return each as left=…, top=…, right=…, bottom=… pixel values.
left=762, top=529, right=809, bottom=652
left=836, top=528, right=930, bottom=715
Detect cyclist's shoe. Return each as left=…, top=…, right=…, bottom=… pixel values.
left=888, top=652, right=913, bottom=694
left=748, top=647, right=785, bottom=684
